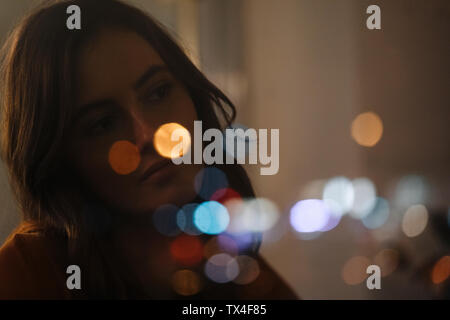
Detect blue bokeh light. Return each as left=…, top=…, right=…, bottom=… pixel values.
left=362, top=197, right=390, bottom=229
left=177, top=203, right=203, bottom=235
left=194, top=167, right=229, bottom=200
left=194, top=201, right=230, bottom=235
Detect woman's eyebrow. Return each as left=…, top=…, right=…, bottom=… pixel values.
left=133, top=65, right=168, bottom=90
left=72, top=65, right=168, bottom=125
left=72, top=100, right=114, bottom=124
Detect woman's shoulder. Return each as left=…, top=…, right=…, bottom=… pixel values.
left=0, top=223, right=72, bottom=299
left=241, top=254, right=299, bottom=300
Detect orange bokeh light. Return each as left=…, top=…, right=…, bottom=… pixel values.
left=172, top=269, right=202, bottom=296
left=374, top=249, right=399, bottom=277
left=341, top=256, right=371, bottom=285
left=351, top=111, right=383, bottom=147
left=153, top=122, right=191, bottom=159
left=108, top=140, right=141, bottom=175
left=431, top=255, right=450, bottom=284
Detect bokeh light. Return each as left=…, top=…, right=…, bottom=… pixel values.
left=361, top=197, right=390, bottom=229
left=351, top=111, right=383, bottom=147
left=240, top=198, right=279, bottom=233
left=170, top=235, right=203, bottom=266
left=401, top=204, right=429, bottom=238
left=223, top=197, right=280, bottom=238
left=220, top=231, right=255, bottom=253
left=431, top=256, right=450, bottom=285
left=152, top=204, right=181, bottom=236
left=322, top=176, right=355, bottom=217
left=153, top=122, right=191, bottom=159
left=203, top=235, right=239, bottom=259
left=194, top=201, right=230, bottom=235
left=210, top=188, right=241, bottom=204
left=172, top=269, right=202, bottom=296
left=290, top=199, right=331, bottom=233
left=194, top=167, right=229, bottom=200
left=176, top=203, right=202, bottom=236
left=223, top=198, right=247, bottom=234
left=204, top=253, right=240, bottom=283
left=350, top=178, right=377, bottom=220
left=341, top=256, right=372, bottom=285
left=374, top=249, right=399, bottom=277
left=319, top=212, right=341, bottom=232
left=108, top=140, right=141, bottom=175
left=216, top=234, right=241, bottom=255
left=233, top=255, right=260, bottom=285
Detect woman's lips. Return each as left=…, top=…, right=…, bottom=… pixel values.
left=138, top=159, right=173, bottom=184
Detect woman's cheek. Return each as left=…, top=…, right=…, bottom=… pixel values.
left=75, top=145, right=113, bottom=188
left=166, top=87, right=198, bottom=126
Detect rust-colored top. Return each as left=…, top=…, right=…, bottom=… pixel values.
left=0, top=223, right=298, bottom=300
left=0, top=223, right=73, bottom=299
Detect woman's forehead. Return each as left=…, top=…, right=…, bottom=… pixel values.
left=76, top=29, right=166, bottom=105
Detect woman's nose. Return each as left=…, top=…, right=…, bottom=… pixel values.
left=129, top=110, right=156, bottom=154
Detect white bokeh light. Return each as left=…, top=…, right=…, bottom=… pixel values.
left=290, top=199, right=331, bottom=233
left=322, top=176, right=355, bottom=217
left=350, top=178, right=377, bottom=220
left=204, top=253, right=240, bottom=283
left=241, top=198, right=279, bottom=232
left=402, top=204, right=429, bottom=238
left=225, top=198, right=279, bottom=233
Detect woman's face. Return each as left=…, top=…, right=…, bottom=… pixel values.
left=65, top=29, right=201, bottom=216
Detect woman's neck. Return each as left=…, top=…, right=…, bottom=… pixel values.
left=111, top=214, right=177, bottom=298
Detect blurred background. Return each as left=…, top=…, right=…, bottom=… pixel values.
left=0, top=0, right=449, bottom=299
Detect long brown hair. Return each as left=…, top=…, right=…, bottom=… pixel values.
left=0, top=0, right=258, bottom=298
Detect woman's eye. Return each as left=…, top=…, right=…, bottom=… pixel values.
left=87, top=116, right=116, bottom=136
left=143, top=83, right=172, bottom=104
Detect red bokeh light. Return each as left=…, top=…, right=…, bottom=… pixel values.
left=170, top=235, right=204, bottom=266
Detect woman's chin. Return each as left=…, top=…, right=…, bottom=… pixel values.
left=123, top=185, right=197, bottom=216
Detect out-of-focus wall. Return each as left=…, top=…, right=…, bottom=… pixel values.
left=241, top=0, right=365, bottom=299
left=237, top=0, right=449, bottom=299
left=356, top=0, right=450, bottom=207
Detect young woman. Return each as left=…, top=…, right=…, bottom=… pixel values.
left=0, top=0, right=297, bottom=299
